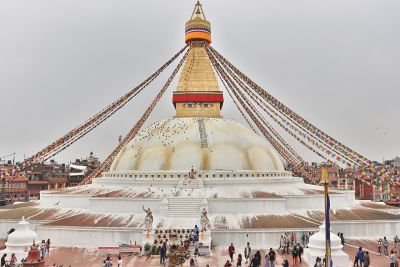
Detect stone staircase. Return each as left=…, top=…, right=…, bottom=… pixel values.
left=167, top=198, right=203, bottom=217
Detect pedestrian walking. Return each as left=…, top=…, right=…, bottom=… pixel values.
left=40, top=240, right=46, bottom=258
left=244, top=242, right=251, bottom=264
left=285, top=236, right=290, bottom=254
left=228, top=243, right=235, bottom=262
left=297, top=243, right=303, bottom=263
left=377, top=239, right=383, bottom=255
left=278, top=236, right=285, bottom=253
left=340, top=233, right=345, bottom=246
left=390, top=250, right=396, bottom=267
left=281, top=259, right=289, bottom=267
left=314, top=257, right=323, bottom=267
left=46, top=239, right=51, bottom=255
left=1, top=254, right=6, bottom=267
left=237, top=253, right=242, bottom=267
left=353, top=254, right=359, bottom=267
left=290, top=232, right=295, bottom=246
left=383, top=236, right=389, bottom=256
left=160, top=242, right=167, bottom=264
left=364, top=251, right=370, bottom=267
left=104, top=255, right=112, bottom=267
left=9, top=253, right=17, bottom=266
left=301, top=232, right=306, bottom=247
left=264, top=254, right=270, bottom=267
left=356, top=247, right=364, bottom=267
left=224, top=260, right=232, bottom=267
left=250, top=251, right=261, bottom=267
left=117, top=255, right=122, bottom=267
left=268, top=248, right=276, bottom=267
left=292, top=245, right=298, bottom=265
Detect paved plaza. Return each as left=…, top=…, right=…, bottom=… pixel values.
left=39, top=239, right=395, bottom=267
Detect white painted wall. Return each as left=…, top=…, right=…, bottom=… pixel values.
left=40, top=192, right=90, bottom=209
left=37, top=227, right=143, bottom=248
left=208, top=199, right=286, bottom=215
left=285, top=194, right=350, bottom=211
left=89, top=198, right=161, bottom=213
left=211, top=229, right=315, bottom=249
left=331, top=220, right=400, bottom=239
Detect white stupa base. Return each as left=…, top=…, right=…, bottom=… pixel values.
left=1, top=217, right=39, bottom=263
left=304, top=247, right=349, bottom=267
left=304, top=224, right=350, bottom=267
left=197, top=230, right=211, bottom=256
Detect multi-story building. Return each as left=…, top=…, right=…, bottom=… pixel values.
left=1, top=175, right=29, bottom=205
left=68, top=152, right=100, bottom=185
left=309, top=164, right=339, bottom=186
left=354, top=176, right=375, bottom=200
left=337, top=172, right=356, bottom=190
left=26, top=160, right=68, bottom=199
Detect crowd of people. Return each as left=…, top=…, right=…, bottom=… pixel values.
left=278, top=232, right=313, bottom=254
left=222, top=242, right=282, bottom=267
left=102, top=255, right=123, bottom=267
left=0, top=253, right=17, bottom=267
left=40, top=239, right=51, bottom=258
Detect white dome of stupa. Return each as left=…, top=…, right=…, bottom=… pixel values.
left=1, top=216, right=39, bottom=263
left=110, top=117, right=284, bottom=172
left=6, top=217, right=38, bottom=248
left=308, top=224, right=342, bottom=250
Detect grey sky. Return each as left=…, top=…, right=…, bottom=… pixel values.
left=0, top=0, right=399, bottom=164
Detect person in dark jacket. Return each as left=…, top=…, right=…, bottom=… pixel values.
left=1, top=254, right=6, bottom=267
left=364, top=251, right=370, bottom=267
left=291, top=245, right=298, bottom=265
left=228, top=243, right=235, bottom=262
left=297, top=243, right=303, bottom=263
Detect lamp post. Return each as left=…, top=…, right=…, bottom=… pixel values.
left=321, top=166, right=330, bottom=267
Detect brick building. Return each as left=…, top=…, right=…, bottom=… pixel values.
left=0, top=175, right=29, bottom=205
left=26, top=160, right=68, bottom=199
left=68, top=152, right=100, bottom=185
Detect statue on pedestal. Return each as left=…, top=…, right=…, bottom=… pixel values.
left=189, top=166, right=197, bottom=179
left=142, top=206, right=153, bottom=232
left=200, top=208, right=209, bottom=231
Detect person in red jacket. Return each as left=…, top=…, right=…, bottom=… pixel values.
left=228, top=243, right=235, bottom=262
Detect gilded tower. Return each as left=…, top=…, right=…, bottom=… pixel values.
left=172, top=1, right=224, bottom=118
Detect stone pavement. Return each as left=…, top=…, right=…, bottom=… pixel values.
left=43, top=247, right=308, bottom=267
left=17, top=239, right=398, bottom=266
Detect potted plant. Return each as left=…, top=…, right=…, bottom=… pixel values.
left=144, top=243, right=151, bottom=256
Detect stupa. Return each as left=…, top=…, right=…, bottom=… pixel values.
left=1, top=217, right=38, bottom=263
left=0, top=1, right=400, bottom=252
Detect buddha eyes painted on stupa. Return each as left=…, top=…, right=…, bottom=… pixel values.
left=182, top=103, right=214, bottom=108
left=200, top=103, right=213, bottom=108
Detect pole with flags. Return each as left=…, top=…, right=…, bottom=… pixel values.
left=322, top=166, right=333, bottom=267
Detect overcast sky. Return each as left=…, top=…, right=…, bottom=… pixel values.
left=0, top=0, right=399, bottom=164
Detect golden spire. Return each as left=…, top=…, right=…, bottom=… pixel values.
left=185, top=1, right=211, bottom=44
left=172, top=2, right=223, bottom=118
